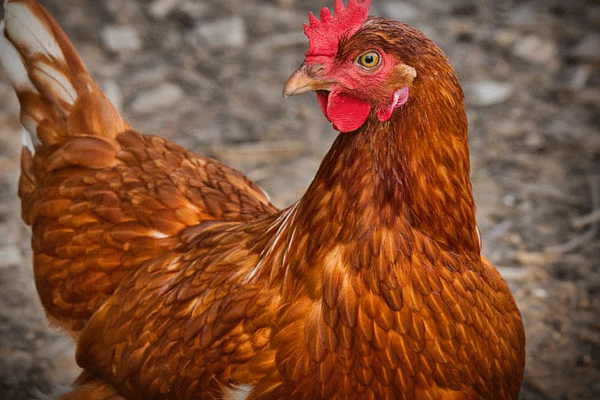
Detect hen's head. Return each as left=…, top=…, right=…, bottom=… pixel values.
left=284, top=0, right=436, bottom=133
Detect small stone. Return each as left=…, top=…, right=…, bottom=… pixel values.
left=451, top=2, right=478, bottom=16
left=588, top=6, right=600, bottom=29
left=101, top=25, right=142, bottom=53
left=195, top=16, right=247, bottom=49
left=0, top=245, right=22, bottom=268
left=105, top=0, right=141, bottom=22
left=572, top=33, right=600, bottom=63
left=494, top=120, right=527, bottom=138
left=148, top=0, right=184, bottom=20
left=447, top=19, right=476, bottom=42
left=492, top=28, right=520, bottom=49
left=130, top=83, right=184, bottom=114
left=465, top=81, right=514, bottom=107
left=554, top=65, right=592, bottom=92
left=381, top=2, right=420, bottom=22
left=516, top=251, right=555, bottom=267
left=178, top=1, right=209, bottom=20
left=506, top=4, right=539, bottom=27
left=570, top=65, right=593, bottom=90
left=512, top=35, right=559, bottom=70
left=503, top=194, right=517, bottom=207
left=525, top=131, right=544, bottom=150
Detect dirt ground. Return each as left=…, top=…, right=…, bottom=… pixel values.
left=0, top=0, right=599, bottom=399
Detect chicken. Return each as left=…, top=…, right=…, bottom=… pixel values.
left=0, top=0, right=525, bottom=399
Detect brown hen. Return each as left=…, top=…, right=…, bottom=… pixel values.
left=0, top=0, right=525, bottom=399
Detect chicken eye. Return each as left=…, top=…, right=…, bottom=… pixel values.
left=357, top=51, right=380, bottom=68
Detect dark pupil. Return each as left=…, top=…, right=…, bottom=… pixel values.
left=364, top=54, right=374, bottom=64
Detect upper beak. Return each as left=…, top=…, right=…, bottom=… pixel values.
left=283, top=64, right=335, bottom=98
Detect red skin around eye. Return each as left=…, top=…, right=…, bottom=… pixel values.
left=314, top=51, right=410, bottom=133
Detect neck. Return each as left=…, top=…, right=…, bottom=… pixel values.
left=250, top=68, right=480, bottom=297
left=296, top=75, right=479, bottom=261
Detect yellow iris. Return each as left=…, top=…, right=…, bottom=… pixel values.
left=358, top=51, right=380, bottom=68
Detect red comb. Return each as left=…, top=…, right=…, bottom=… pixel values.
left=303, top=0, right=372, bottom=58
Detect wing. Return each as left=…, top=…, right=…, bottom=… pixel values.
left=74, top=219, right=283, bottom=400
left=22, top=129, right=276, bottom=331
left=1, top=0, right=277, bottom=331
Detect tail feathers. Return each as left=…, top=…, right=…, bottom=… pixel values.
left=0, top=0, right=128, bottom=150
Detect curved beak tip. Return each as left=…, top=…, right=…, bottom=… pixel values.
left=282, top=68, right=310, bottom=98
left=283, top=65, right=333, bottom=98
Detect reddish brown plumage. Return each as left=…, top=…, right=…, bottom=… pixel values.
left=1, top=0, right=524, bottom=399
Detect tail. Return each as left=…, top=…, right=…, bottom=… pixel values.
left=0, top=0, right=128, bottom=151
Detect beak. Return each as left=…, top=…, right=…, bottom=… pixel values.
left=283, top=64, right=335, bottom=98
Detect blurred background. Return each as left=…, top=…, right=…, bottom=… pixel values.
left=0, top=0, right=598, bottom=398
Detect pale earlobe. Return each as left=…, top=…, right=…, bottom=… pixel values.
left=376, top=86, right=410, bottom=122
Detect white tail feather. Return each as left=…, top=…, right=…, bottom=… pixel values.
left=0, top=0, right=129, bottom=150
left=33, top=60, right=77, bottom=104
left=4, top=1, right=77, bottom=107
left=0, top=20, right=37, bottom=93
left=0, top=17, right=40, bottom=152
left=5, top=2, right=64, bottom=64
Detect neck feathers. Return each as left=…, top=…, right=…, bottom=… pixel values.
left=297, top=62, right=479, bottom=260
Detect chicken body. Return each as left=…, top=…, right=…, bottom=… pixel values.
left=0, top=0, right=525, bottom=399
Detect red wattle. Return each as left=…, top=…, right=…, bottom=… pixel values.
left=316, top=88, right=371, bottom=133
